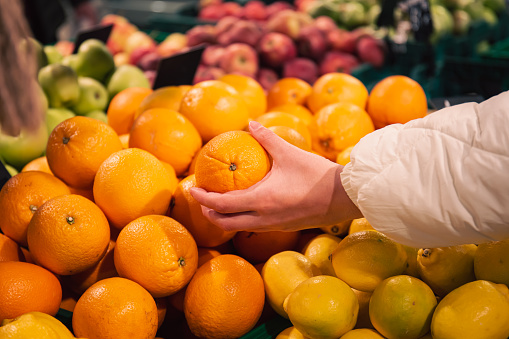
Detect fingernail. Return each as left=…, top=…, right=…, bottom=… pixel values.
left=249, top=120, right=262, bottom=131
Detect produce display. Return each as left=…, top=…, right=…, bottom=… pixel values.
left=1, top=0, right=509, bottom=338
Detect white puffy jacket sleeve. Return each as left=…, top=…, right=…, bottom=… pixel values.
left=341, top=91, right=509, bottom=248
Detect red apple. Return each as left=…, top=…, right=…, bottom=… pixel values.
left=256, top=68, right=279, bottom=92
left=313, top=16, right=338, bottom=34
left=215, top=16, right=240, bottom=36
left=113, top=52, right=129, bottom=67
left=355, top=36, right=386, bottom=68
left=266, top=10, right=314, bottom=40
left=219, top=43, right=259, bottom=77
left=319, top=51, right=360, bottom=75
left=186, top=25, right=217, bottom=47
left=266, top=1, right=295, bottom=18
left=296, top=25, right=329, bottom=61
left=282, top=58, right=318, bottom=84
left=129, top=46, right=156, bottom=66
left=217, top=20, right=264, bottom=47
left=257, top=32, right=297, bottom=68
left=243, top=1, right=268, bottom=21
left=193, top=65, right=226, bottom=84
left=222, top=2, right=244, bottom=18
left=199, top=0, right=222, bottom=8
left=295, top=0, right=317, bottom=12
left=137, top=52, right=161, bottom=72
left=144, top=70, right=157, bottom=88
left=54, top=40, right=74, bottom=57
left=201, top=45, right=225, bottom=67
left=199, top=4, right=226, bottom=21
left=327, top=28, right=357, bottom=54
left=157, top=32, right=188, bottom=57
left=124, top=31, right=156, bottom=56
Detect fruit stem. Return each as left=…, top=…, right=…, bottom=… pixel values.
left=229, top=163, right=237, bottom=171
left=178, top=257, right=186, bottom=267
left=29, top=205, right=37, bottom=213
left=63, top=136, right=70, bottom=144
left=66, top=216, right=75, bottom=225
left=421, top=249, right=431, bottom=257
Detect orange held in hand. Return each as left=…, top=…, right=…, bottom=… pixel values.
left=27, top=194, right=110, bottom=276
left=195, top=130, right=271, bottom=193
left=367, top=75, right=428, bottom=129
left=184, top=254, right=265, bottom=339
left=0, top=261, right=62, bottom=322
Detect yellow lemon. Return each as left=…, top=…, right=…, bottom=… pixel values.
left=331, top=231, right=408, bottom=292
left=276, top=326, right=310, bottom=339
left=301, top=234, right=342, bottom=276
left=402, top=245, right=421, bottom=278
left=262, top=251, right=320, bottom=318
left=348, top=218, right=376, bottom=235
left=369, top=275, right=437, bottom=339
left=284, top=275, right=359, bottom=339
left=417, top=244, right=477, bottom=297
left=351, top=288, right=374, bottom=329
left=474, top=239, right=509, bottom=286
left=320, top=220, right=351, bottom=237
left=340, top=328, right=384, bottom=338
left=431, top=280, right=509, bottom=339
left=336, top=145, right=355, bottom=166
left=0, top=312, right=77, bottom=338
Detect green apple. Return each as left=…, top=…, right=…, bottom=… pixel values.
left=19, top=37, right=48, bottom=71
left=0, top=123, right=48, bottom=170
left=35, top=81, right=49, bottom=111
left=70, top=77, right=109, bottom=115
left=84, top=110, right=108, bottom=124
left=44, top=45, right=64, bottom=64
left=105, top=64, right=150, bottom=99
left=75, top=39, right=115, bottom=83
left=61, top=54, right=79, bottom=72
left=46, top=108, right=76, bottom=134
left=38, top=63, right=80, bottom=108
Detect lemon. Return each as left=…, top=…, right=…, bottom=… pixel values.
left=262, top=251, right=320, bottom=318
left=301, top=234, right=341, bottom=276
left=417, top=244, right=477, bottom=297
left=276, top=326, right=309, bottom=339
left=474, top=239, right=509, bottom=286
left=340, top=328, right=384, bottom=338
left=369, top=275, right=437, bottom=339
left=284, top=275, right=358, bottom=339
left=402, top=245, right=421, bottom=278
left=0, top=312, right=76, bottom=338
left=320, top=220, right=351, bottom=237
left=348, top=218, right=376, bottom=235
left=351, top=288, right=373, bottom=329
left=331, top=231, right=408, bottom=292
left=336, top=145, right=354, bottom=166
left=431, top=280, right=509, bottom=339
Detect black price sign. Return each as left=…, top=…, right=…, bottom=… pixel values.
left=152, top=44, right=205, bottom=90
left=73, top=24, right=114, bottom=54
left=0, top=162, right=11, bottom=190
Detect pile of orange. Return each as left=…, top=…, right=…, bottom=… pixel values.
left=0, top=72, right=430, bottom=338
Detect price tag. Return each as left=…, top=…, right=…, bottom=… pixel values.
left=73, top=24, right=114, bottom=54
left=152, top=44, right=206, bottom=90
left=0, top=162, right=11, bottom=190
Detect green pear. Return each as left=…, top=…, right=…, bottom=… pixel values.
left=75, top=39, right=115, bottom=83
left=0, top=123, right=48, bottom=170
left=105, top=64, right=150, bottom=99
left=84, top=110, right=108, bottom=124
left=71, top=77, right=109, bottom=115
left=38, top=64, right=80, bottom=108
left=43, top=45, right=64, bottom=65
left=46, top=108, right=76, bottom=135
left=61, top=54, right=79, bottom=72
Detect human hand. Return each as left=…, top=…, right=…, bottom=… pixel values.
left=190, top=121, right=363, bottom=232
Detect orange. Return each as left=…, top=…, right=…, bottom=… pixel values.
left=72, top=277, right=158, bottom=339
left=180, top=80, right=250, bottom=142
left=0, top=261, right=61, bottom=322
left=233, top=231, right=301, bottom=264
left=321, top=220, right=352, bottom=237
left=107, top=87, right=153, bottom=135
left=219, top=74, right=267, bottom=119
left=155, top=297, right=168, bottom=329
left=310, top=102, right=374, bottom=161
left=307, top=73, right=369, bottom=114
left=134, top=85, right=191, bottom=119
left=118, top=133, right=129, bottom=148
left=266, top=78, right=312, bottom=110
left=336, top=145, right=355, bottom=166
left=27, top=194, right=110, bottom=275
left=129, top=108, right=202, bottom=176
left=68, top=185, right=95, bottom=202
left=269, top=104, right=314, bottom=126
left=93, top=148, right=173, bottom=229
left=67, top=240, right=118, bottom=295
left=46, top=116, right=123, bottom=189
left=0, top=233, right=24, bottom=262
left=169, top=174, right=236, bottom=247
left=256, top=111, right=312, bottom=148
left=21, top=156, right=53, bottom=175
left=114, top=215, right=198, bottom=297
left=184, top=254, right=265, bottom=339
left=186, top=146, right=202, bottom=175
left=367, top=75, right=428, bottom=129
left=0, top=171, right=71, bottom=247
left=195, top=130, right=271, bottom=193
left=267, top=125, right=312, bottom=152
left=161, top=161, right=180, bottom=194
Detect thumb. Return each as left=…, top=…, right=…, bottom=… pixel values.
left=248, top=121, right=291, bottom=156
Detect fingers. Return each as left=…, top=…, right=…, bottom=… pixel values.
left=200, top=206, right=276, bottom=232
left=249, top=121, right=292, bottom=157
left=190, top=187, right=258, bottom=214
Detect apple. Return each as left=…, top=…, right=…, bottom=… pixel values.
left=215, top=16, right=240, bottom=37
left=256, top=68, right=279, bottom=92
left=84, top=110, right=108, bottom=124
left=70, top=77, right=109, bottom=115
left=0, top=123, right=48, bottom=170
left=266, top=1, right=295, bottom=18
left=200, top=0, right=222, bottom=8
left=129, top=46, right=157, bottom=66
left=143, top=70, right=157, bottom=88
left=257, top=32, right=297, bottom=68
left=216, top=20, right=264, bottom=47
left=54, top=40, right=75, bottom=57
left=157, top=33, right=188, bottom=57
left=61, top=54, right=79, bottom=71
left=44, top=45, right=63, bottom=64
left=430, top=5, right=454, bottom=43
left=265, top=10, right=314, bottom=39
left=46, top=108, right=76, bottom=134
left=296, top=25, right=329, bottom=61
left=105, top=64, right=151, bottom=99
left=186, top=25, right=217, bottom=47
left=124, top=31, right=156, bottom=57
left=336, top=2, right=367, bottom=29
left=199, top=4, right=227, bottom=21
left=222, top=2, right=244, bottom=17
left=74, top=39, right=116, bottom=83
left=113, top=52, right=130, bottom=67
left=193, top=65, right=226, bottom=84
left=313, top=16, right=338, bottom=34
left=137, top=52, right=161, bottom=72
left=327, top=29, right=357, bottom=53
left=356, top=36, right=386, bottom=68
left=107, top=22, right=138, bottom=55
left=201, top=45, right=225, bottom=67
left=282, top=58, right=319, bottom=84
left=38, top=63, right=80, bottom=108
left=319, top=51, right=360, bottom=75
left=243, top=1, right=268, bottom=21
left=219, top=43, right=259, bottom=77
